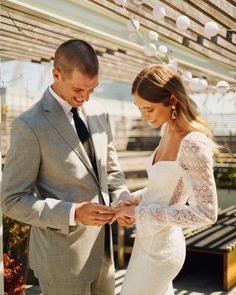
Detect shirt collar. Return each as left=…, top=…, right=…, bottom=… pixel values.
left=49, top=86, right=72, bottom=115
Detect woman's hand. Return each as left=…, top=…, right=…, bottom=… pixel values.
left=109, top=204, right=136, bottom=224
left=123, top=195, right=141, bottom=206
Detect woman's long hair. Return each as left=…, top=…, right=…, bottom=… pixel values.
left=132, top=64, right=213, bottom=140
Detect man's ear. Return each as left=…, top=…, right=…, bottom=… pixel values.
left=53, top=68, right=60, bottom=81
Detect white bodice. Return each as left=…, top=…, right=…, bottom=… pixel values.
left=134, top=131, right=218, bottom=237
left=143, top=160, right=181, bottom=207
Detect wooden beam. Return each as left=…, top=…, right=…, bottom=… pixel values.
left=187, top=0, right=236, bottom=28
left=93, top=0, right=236, bottom=66
left=188, top=40, right=236, bottom=68
left=160, top=0, right=228, bottom=37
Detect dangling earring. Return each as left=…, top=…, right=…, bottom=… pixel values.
left=171, top=105, right=177, bottom=120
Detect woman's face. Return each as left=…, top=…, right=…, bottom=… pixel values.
left=134, top=93, right=172, bottom=128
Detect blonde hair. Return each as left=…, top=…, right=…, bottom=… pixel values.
left=132, top=64, right=214, bottom=140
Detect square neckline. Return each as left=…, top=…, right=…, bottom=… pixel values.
left=151, top=130, right=204, bottom=167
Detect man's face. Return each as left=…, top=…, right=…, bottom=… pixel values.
left=52, top=68, right=99, bottom=108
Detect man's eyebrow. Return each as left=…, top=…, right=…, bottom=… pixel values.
left=73, top=83, right=99, bottom=90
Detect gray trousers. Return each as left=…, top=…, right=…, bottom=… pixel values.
left=39, top=255, right=115, bottom=295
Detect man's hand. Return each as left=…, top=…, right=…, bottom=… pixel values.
left=75, top=202, right=115, bottom=226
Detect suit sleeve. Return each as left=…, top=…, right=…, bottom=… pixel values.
left=105, top=113, right=130, bottom=203
left=1, top=117, right=73, bottom=235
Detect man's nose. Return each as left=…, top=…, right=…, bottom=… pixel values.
left=81, top=91, right=90, bottom=101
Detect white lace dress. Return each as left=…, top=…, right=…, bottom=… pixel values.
left=120, top=131, right=218, bottom=295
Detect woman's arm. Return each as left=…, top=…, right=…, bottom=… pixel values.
left=135, top=133, right=218, bottom=235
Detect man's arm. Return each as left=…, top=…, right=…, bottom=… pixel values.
left=1, top=117, right=73, bottom=235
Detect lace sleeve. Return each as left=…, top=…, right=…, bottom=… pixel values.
left=135, top=133, right=218, bottom=235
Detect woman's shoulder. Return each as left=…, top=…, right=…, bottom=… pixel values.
left=178, top=131, right=214, bottom=159
left=181, top=131, right=212, bottom=146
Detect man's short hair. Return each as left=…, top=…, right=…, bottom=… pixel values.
left=54, top=39, right=99, bottom=77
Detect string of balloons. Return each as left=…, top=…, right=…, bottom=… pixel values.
left=114, top=0, right=236, bottom=93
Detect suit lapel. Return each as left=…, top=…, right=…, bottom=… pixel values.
left=83, top=102, right=107, bottom=183
left=41, top=90, right=98, bottom=182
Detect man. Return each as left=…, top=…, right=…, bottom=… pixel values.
left=1, top=39, right=130, bottom=294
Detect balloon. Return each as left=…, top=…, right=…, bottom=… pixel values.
left=176, top=15, right=191, bottom=31
left=216, top=81, right=229, bottom=93
left=182, top=71, right=192, bottom=80
left=200, top=79, right=208, bottom=90
left=167, top=59, right=178, bottom=72
left=153, top=4, right=166, bottom=19
left=204, top=21, right=219, bottom=37
left=157, top=45, right=168, bottom=55
left=127, top=19, right=140, bottom=32
left=167, top=63, right=178, bottom=72
left=144, top=43, right=157, bottom=56
left=189, top=78, right=203, bottom=91
left=148, top=30, right=159, bottom=41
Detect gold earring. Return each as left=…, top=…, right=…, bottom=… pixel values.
left=171, top=105, right=177, bottom=119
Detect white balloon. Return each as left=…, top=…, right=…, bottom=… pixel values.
left=216, top=81, right=229, bottom=93
left=204, top=21, right=219, bottom=37
left=153, top=4, right=166, bottom=19
left=167, top=63, right=178, bottom=72
left=114, top=0, right=126, bottom=5
left=189, top=78, right=203, bottom=91
left=133, top=0, right=144, bottom=4
left=200, top=79, right=208, bottom=90
left=157, top=45, right=168, bottom=55
left=168, top=59, right=178, bottom=66
left=182, top=70, right=192, bottom=80
left=127, top=19, right=140, bottom=32
left=167, top=59, right=178, bottom=71
left=176, top=15, right=191, bottom=31
left=148, top=30, right=159, bottom=41
left=144, top=43, right=157, bottom=56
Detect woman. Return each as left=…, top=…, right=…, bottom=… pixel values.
left=112, top=64, right=218, bottom=295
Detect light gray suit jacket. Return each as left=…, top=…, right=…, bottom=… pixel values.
left=1, top=88, right=129, bottom=284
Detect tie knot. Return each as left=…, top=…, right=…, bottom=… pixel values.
left=71, top=107, right=78, bottom=115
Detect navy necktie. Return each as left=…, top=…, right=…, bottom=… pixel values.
left=71, top=107, right=90, bottom=143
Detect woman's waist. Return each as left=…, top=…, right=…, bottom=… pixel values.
left=135, top=226, right=185, bottom=255
left=136, top=224, right=183, bottom=239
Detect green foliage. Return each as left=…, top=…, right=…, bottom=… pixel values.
left=214, top=167, right=236, bottom=189
left=214, top=153, right=236, bottom=189
left=3, top=216, right=30, bottom=261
